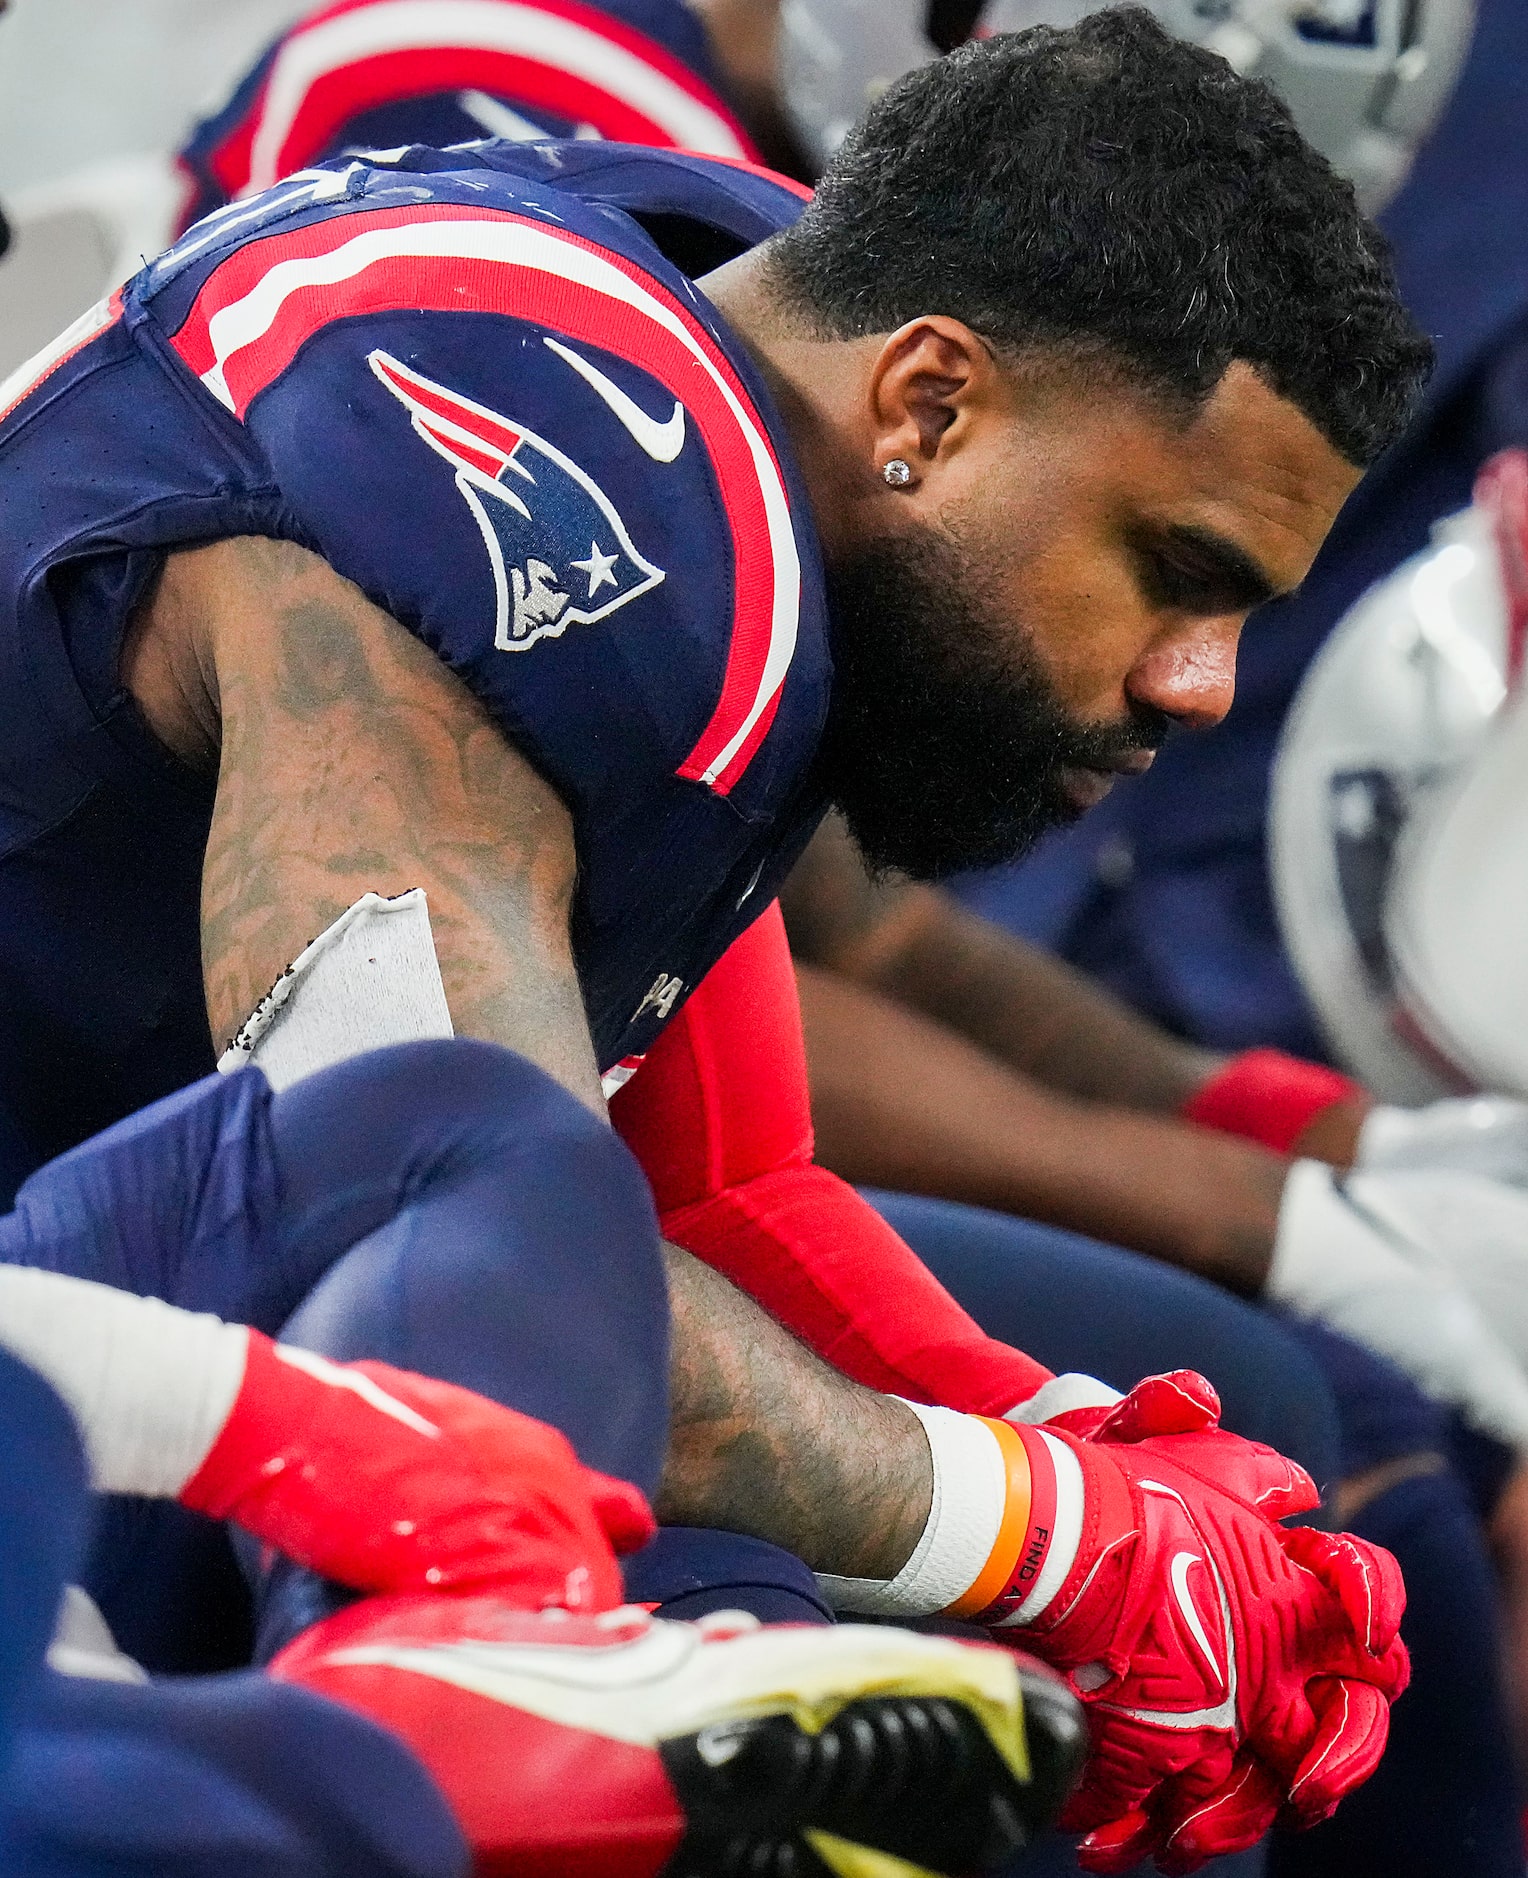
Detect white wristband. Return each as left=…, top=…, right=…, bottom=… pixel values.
left=816, top=1400, right=1008, bottom=1618
left=0, top=1265, right=248, bottom=1497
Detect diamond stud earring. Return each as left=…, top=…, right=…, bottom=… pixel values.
left=882, top=458, right=912, bottom=487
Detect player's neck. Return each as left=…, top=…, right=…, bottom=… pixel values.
left=699, top=246, right=885, bottom=564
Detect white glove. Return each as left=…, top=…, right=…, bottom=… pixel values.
left=1269, top=1160, right=1528, bottom=1449
left=1357, top=1096, right=1528, bottom=1187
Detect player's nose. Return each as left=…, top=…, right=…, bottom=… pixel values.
left=1126, top=618, right=1240, bottom=731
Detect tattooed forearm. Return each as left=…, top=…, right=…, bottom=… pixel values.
left=656, top=1240, right=933, bottom=1579
left=126, top=536, right=604, bottom=1111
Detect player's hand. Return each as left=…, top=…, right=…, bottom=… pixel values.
left=1270, top=1158, right=1528, bottom=1446
left=1358, top=1096, right=1528, bottom=1186
left=999, top=1372, right=1408, bottom=1873
left=180, top=1331, right=654, bottom=1609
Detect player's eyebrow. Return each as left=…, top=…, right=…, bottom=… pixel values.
left=1159, top=522, right=1287, bottom=610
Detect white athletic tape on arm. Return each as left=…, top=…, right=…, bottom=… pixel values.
left=0, top=1265, right=248, bottom=1497
left=815, top=1401, right=1008, bottom=1618
left=217, top=889, right=452, bottom=1092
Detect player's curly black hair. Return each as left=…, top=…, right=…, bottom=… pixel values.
left=769, top=5, right=1432, bottom=467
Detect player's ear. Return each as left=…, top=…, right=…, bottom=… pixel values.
left=865, top=318, right=1000, bottom=480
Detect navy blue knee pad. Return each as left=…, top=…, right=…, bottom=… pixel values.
left=272, top=1041, right=669, bottom=1490
left=252, top=1045, right=670, bottom=1657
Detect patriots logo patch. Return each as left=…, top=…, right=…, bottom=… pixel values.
left=369, top=349, right=665, bottom=651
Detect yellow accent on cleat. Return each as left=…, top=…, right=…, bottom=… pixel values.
left=805, top=1829, right=945, bottom=1878
left=324, top=1617, right=1032, bottom=1785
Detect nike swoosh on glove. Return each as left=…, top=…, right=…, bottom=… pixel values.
left=996, top=1372, right=1409, bottom=1875
left=180, top=1332, right=654, bottom=1611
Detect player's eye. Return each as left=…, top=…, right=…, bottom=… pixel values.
left=1147, top=552, right=1216, bottom=610
left=1136, top=543, right=1260, bottom=616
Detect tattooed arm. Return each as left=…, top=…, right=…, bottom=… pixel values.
left=657, top=1240, right=932, bottom=1578
left=783, top=816, right=1289, bottom=1287
left=783, top=814, right=1219, bottom=1113
left=125, top=535, right=936, bottom=1576
left=124, top=535, right=604, bottom=1110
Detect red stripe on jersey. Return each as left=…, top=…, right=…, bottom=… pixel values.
left=675, top=646, right=780, bottom=788
left=205, top=114, right=261, bottom=204
left=205, top=0, right=756, bottom=200
left=170, top=203, right=795, bottom=794
left=420, top=418, right=512, bottom=479
left=270, top=42, right=746, bottom=182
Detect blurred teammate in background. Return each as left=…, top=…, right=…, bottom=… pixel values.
left=172, top=0, right=801, bottom=229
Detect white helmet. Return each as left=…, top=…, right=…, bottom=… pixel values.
left=780, top=1, right=1473, bottom=210
left=1387, top=479, right=1528, bottom=1098
left=1270, top=451, right=1528, bottom=1100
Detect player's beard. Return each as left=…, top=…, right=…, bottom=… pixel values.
left=820, top=524, right=1167, bottom=881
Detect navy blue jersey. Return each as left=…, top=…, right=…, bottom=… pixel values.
left=0, top=141, right=828, bottom=1187
left=177, top=0, right=756, bottom=227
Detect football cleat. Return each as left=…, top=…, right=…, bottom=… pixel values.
left=271, top=1595, right=1086, bottom=1877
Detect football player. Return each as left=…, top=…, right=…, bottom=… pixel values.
left=171, top=4, right=1528, bottom=1866
left=761, top=0, right=1528, bottom=1478
left=0, top=14, right=1427, bottom=1866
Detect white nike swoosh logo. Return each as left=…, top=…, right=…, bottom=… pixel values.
left=1170, top=1551, right=1223, bottom=1686
left=544, top=336, right=687, bottom=463
left=1098, top=1482, right=1237, bottom=1733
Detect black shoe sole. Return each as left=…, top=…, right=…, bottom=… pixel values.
left=661, top=1660, right=1086, bottom=1876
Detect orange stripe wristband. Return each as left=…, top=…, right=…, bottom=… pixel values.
left=947, top=1416, right=1033, bottom=1618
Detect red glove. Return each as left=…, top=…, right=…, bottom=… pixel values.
left=990, top=1373, right=1408, bottom=1873
left=180, top=1331, right=654, bottom=1611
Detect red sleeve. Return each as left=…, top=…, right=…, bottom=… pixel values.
left=609, top=903, right=1051, bottom=1416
